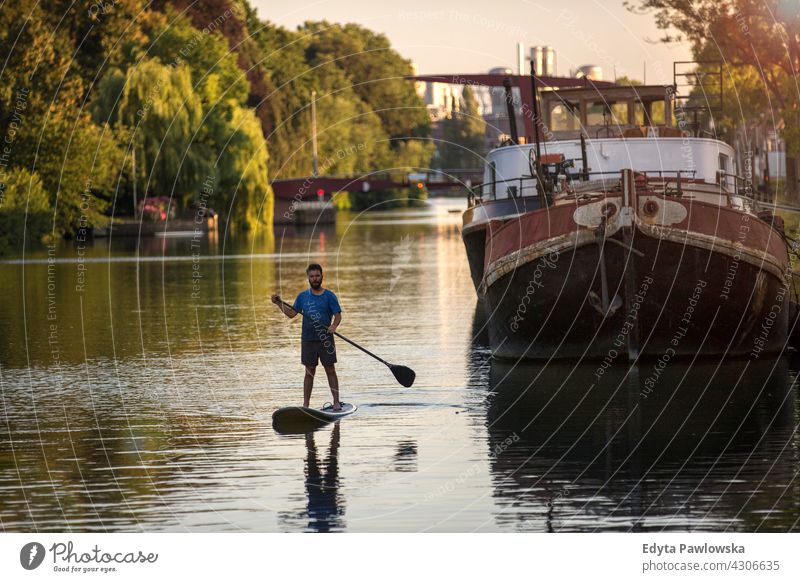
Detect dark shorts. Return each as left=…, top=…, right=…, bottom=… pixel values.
left=301, top=339, right=337, bottom=367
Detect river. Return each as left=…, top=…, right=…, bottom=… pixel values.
left=1, top=198, right=798, bottom=532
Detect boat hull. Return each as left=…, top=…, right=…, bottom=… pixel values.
left=462, top=196, right=542, bottom=290
left=485, top=233, right=789, bottom=359
left=480, top=188, right=790, bottom=360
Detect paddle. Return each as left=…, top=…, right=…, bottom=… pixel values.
left=277, top=299, right=416, bottom=387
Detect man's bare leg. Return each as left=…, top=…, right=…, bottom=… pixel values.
left=304, top=365, right=316, bottom=407
left=324, top=364, right=340, bottom=410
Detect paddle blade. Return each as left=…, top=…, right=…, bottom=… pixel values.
left=390, top=364, right=416, bottom=387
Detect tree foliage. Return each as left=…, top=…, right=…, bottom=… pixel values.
left=94, top=59, right=206, bottom=200
left=628, top=0, right=800, bottom=190
left=91, top=9, right=272, bottom=227
left=0, top=2, right=124, bottom=237
left=0, top=0, right=431, bottom=250
left=252, top=19, right=433, bottom=178
left=0, top=168, right=51, bottom=255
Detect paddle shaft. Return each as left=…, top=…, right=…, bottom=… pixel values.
left=279, top=299, right=390, bottom=367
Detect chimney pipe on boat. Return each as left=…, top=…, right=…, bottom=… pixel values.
left=502, top=77, right=519, bottom=145
left=580, top=133, right=589, bottom=181
left=529, top=65, right=548, bottom=206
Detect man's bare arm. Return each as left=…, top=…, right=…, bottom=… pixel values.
left=328, top=312, right=342, bottom=333
left=271, top=294, right=298, bottom=318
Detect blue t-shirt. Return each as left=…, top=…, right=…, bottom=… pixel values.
left=293, top=289, right=342, bottom=341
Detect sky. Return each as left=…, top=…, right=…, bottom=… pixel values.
left=249, top=0, right=693, bottom=84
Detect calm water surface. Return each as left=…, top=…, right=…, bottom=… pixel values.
left=1, top=199, right=799, bottom=532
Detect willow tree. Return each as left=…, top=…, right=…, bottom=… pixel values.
left=217, top=105, right=272, bottom=227
left=94, top=59, right=207, bottom=207
left=141, top=8, right=272, bottom=227
left=93, top=28, right=272, bottom=229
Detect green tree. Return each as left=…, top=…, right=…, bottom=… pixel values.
left=93, top=59, right=207, bottom=203
left=615, top=76, right=643, bottom=86
left=0, top=168, right=51, bottom=255
left=302, top=22, right=430, bottom=139
left=49, top=0, right=148, bottom=80
left=248, top=19, right=317, bottom=178
left=0, top=3, right=123, bottom=238
left=301, top=22, right=433, bottom=161
left=92, top=10, right=273, bottom=229
left=154, top=0, right=278, bottom=146
left=143, top=8, right=250, bottom=106
left=628, top=0, right=800, bottom=195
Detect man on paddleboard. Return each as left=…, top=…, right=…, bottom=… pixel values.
left=272, top=263, right=343, bottom=411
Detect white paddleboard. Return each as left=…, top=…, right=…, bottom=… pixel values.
left=272, top=403, right=358, bottom=430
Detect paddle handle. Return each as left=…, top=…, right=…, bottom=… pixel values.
left=277, top=299, right=390, bottom=367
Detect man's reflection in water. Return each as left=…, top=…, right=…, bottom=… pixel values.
left=304, top=422, right=344, bottom=532
left=393, top=441, right=418, bottom=472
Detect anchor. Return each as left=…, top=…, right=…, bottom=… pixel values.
left=590, top=215, right=623, bottom=317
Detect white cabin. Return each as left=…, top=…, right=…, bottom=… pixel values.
left=482, top=137, right=738, bottom=200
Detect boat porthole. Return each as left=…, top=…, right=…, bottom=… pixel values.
left=601, top=202, right=617, bottom=218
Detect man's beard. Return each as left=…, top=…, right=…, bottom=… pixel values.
left=310, top=280, right=322, bottom=289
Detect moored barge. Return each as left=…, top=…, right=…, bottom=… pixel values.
left=465, top=80, right=790, bottom=360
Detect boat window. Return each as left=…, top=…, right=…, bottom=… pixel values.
left=650, top=101, right=665, bottom=125
left=550, top=102, right=579, bottom=131
left=586, top=101, right=628, bottom=127
left=719, top=154, right=729, bottom=173
left=610, top=102, right=629, bottom=126
left=586, top=102, right=608, bottom=126
left=634, top=101, right=661, bottom=126
left=634, top=102, right=646, bottom=125
left=489, top=161, right=497, bottom=198
left=719, top=154, right=731, bottom=190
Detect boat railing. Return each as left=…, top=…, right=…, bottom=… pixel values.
left=470, top=169, right=701, bottom=205
left=716, top=171, right=757, bottom=200
left=564, top=168, right=700, bottom=185
left=470, top=176, right=539, bottom=205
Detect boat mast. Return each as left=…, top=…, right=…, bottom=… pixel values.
left=580, top=133, right=589, bottom=181
left=502, top=77, right=519, bottom=145
left=311, top=90, right=319, bottom=177
left=529, top=64, right=547, bottom=205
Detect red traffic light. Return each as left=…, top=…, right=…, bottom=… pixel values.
left=316, top=188, right=325, bottom=198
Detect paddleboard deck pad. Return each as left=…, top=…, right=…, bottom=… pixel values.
left=272, top=403, right=357, bottom=432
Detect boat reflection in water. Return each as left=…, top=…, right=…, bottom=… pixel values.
left=279, top=423, right=345, bottom=532
left=485, top=356, right=798, bottom=531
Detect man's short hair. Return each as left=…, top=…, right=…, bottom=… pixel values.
left=306, top=263, right=323, bottom=274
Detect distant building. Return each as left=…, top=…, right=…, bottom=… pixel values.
left=424, top=83, right=462, bottom=120
left=768, top=150, right=786, bottom=179
left=412, top=63, right=462, bottom=121
left=574, top=64, right=603, bottom=81
left=531, top=46, right=557, bottom=76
